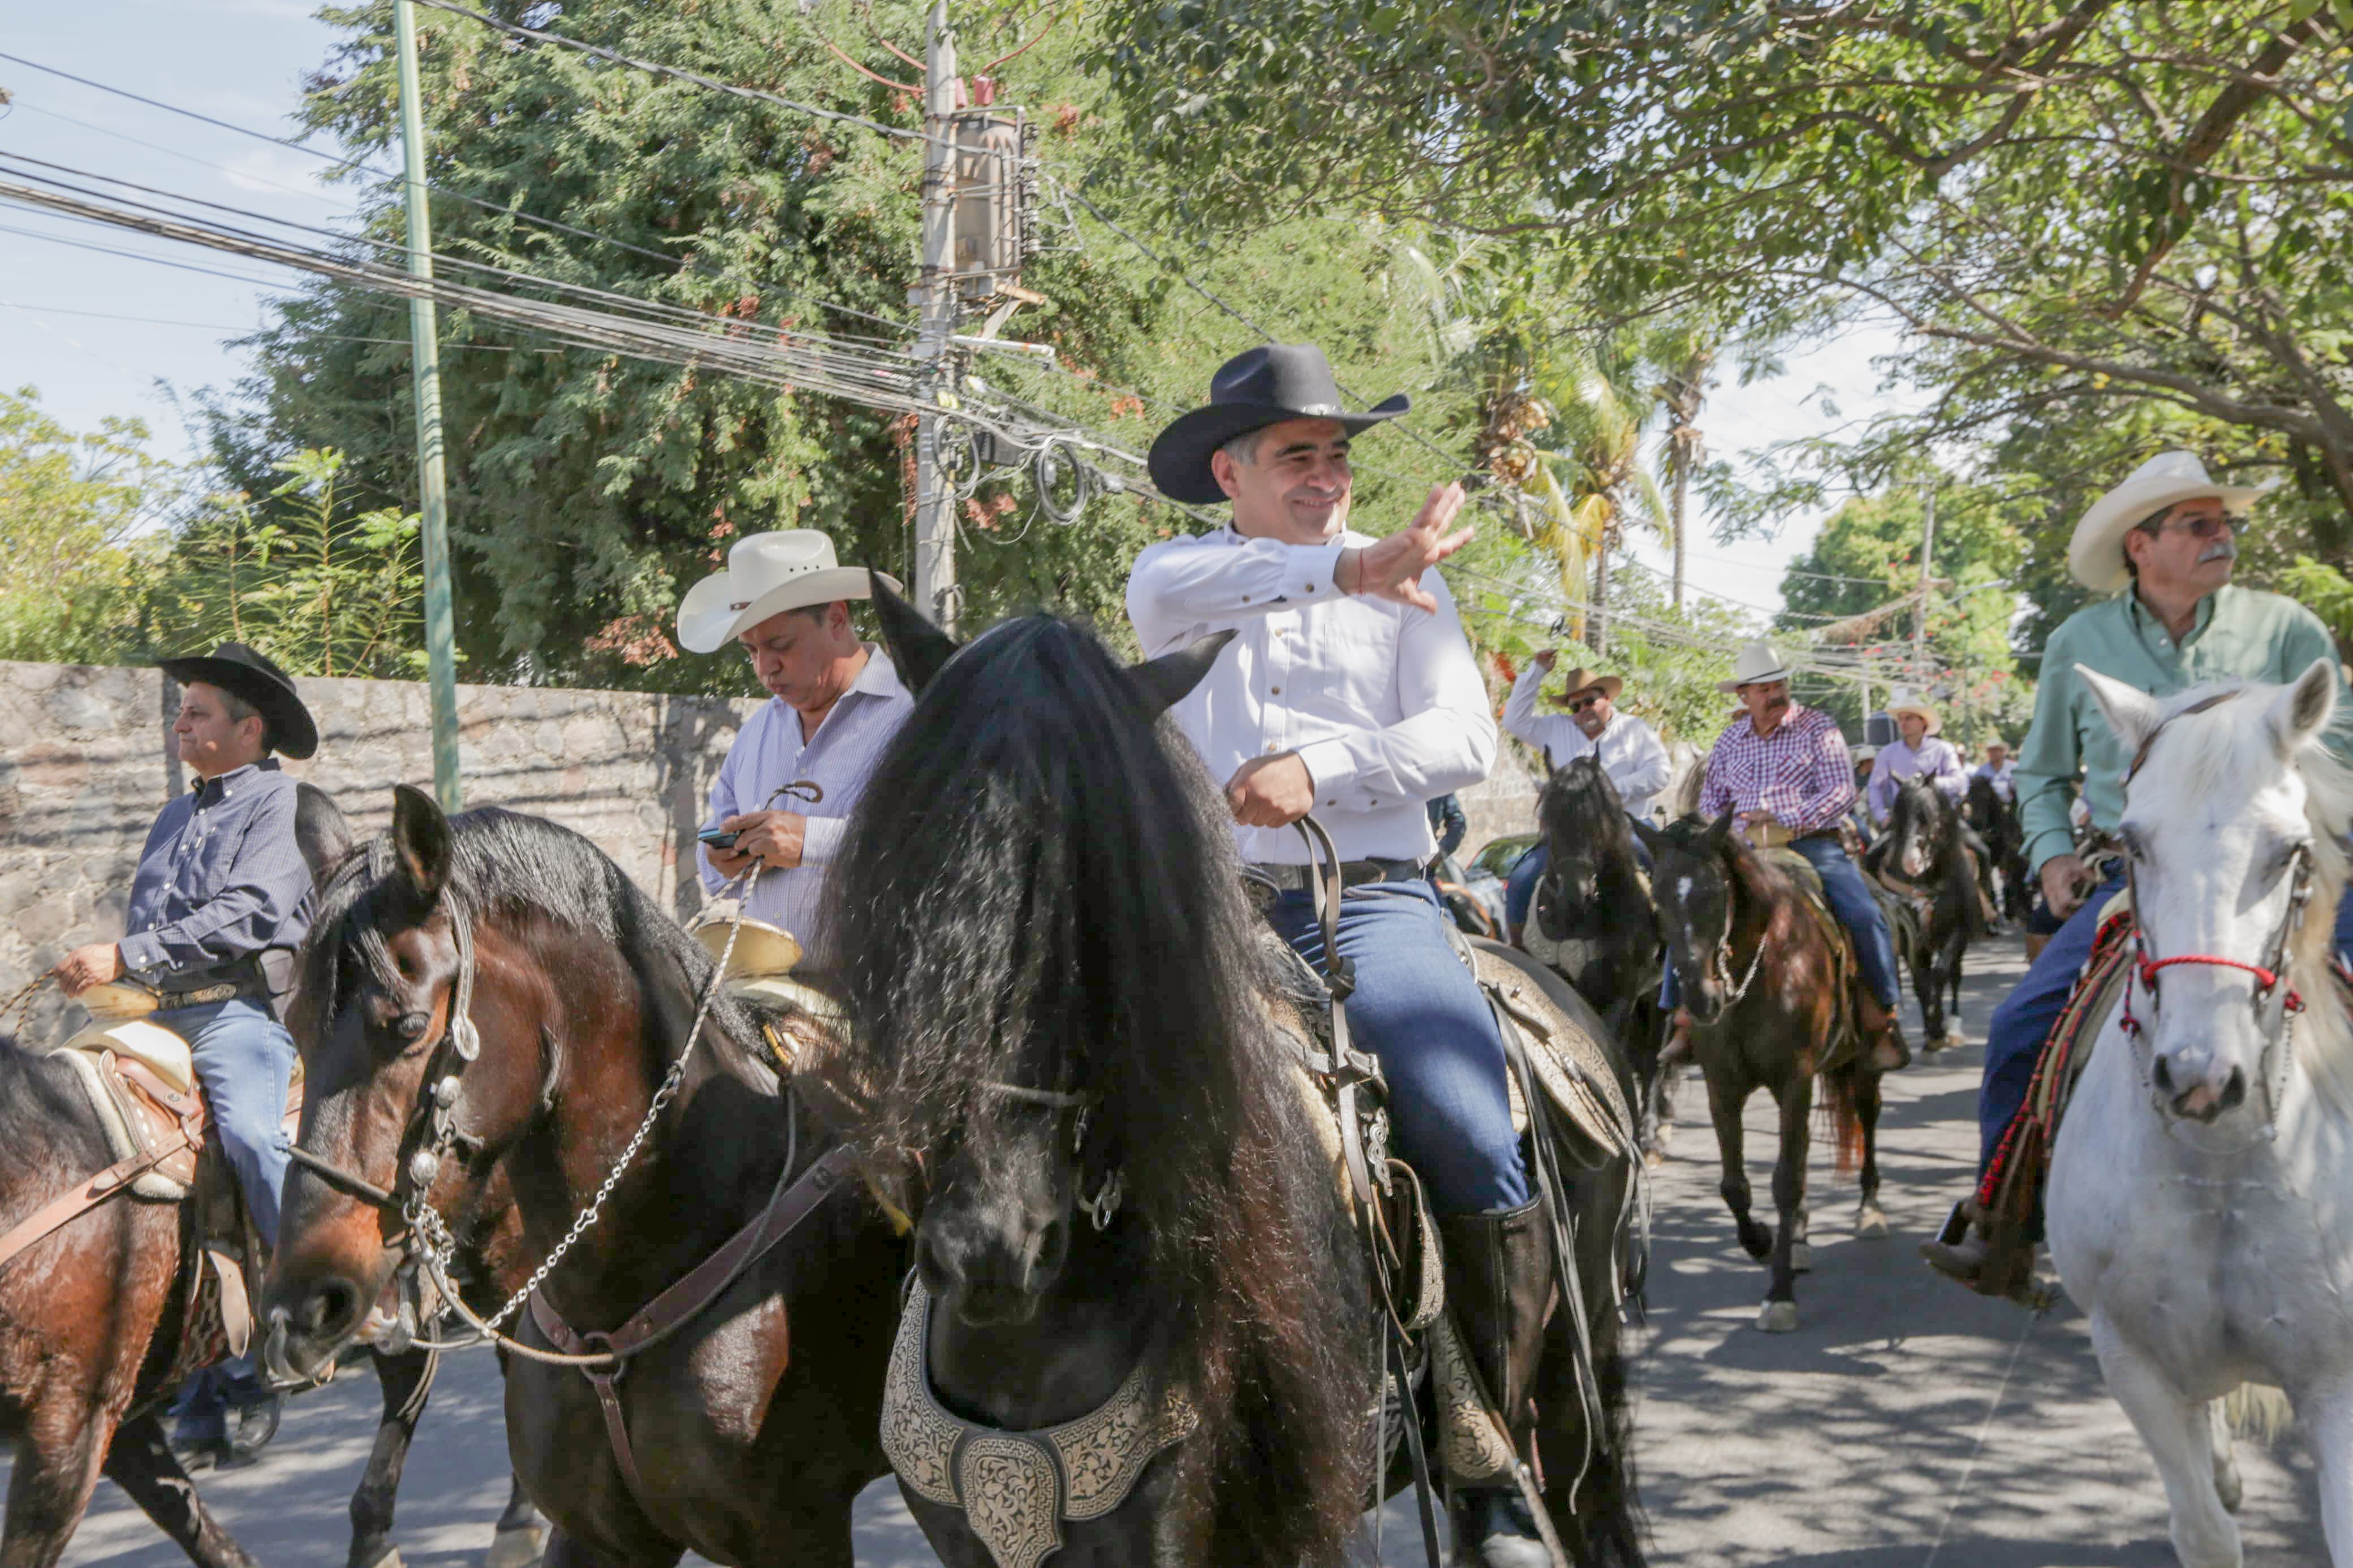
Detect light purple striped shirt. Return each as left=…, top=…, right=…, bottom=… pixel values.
left=697, top=646, right=912, bottom=967
left=1867, top=735, right=1968, bottom=822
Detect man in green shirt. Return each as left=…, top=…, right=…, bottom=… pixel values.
left=1923, top=451, right=2353, bottom=1290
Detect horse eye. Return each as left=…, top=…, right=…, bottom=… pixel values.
left=397, top=1012, right=430, bottom=1042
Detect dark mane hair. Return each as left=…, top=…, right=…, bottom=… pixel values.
left=295, top=808, right=766, bottom=1085
left=1653, top=811, right=1796, bottom=906
left=828, top=615, right=1365, bottom=1566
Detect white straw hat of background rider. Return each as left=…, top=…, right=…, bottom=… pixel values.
left=1887, top=699, right=1942, bottom=736
left=2067, top=450, right=2264, bottom=596
left=676, top=530, right=902, bottom=654
left=1546, top=667, right=1624, bottom=707
left=1717, top=639, right=1795, bottom=693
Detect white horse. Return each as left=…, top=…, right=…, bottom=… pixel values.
left=2049, top=656, right=2353, bottom=1567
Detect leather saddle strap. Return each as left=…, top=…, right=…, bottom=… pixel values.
left=0, top=1109, right=205, bottom=1272
left=523, top=1143, right=859, bottom=1511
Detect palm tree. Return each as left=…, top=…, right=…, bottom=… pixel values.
left=1648, top=325, right=1720, bottom=612
left=1541, top=338, right=1667, bottom=656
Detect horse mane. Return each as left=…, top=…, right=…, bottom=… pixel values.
left=296, top=809, right=767, bottom=1087
left=827, top=615, right=1365, bottom=1566
left=2143, top=681, right=2353, bottom=1115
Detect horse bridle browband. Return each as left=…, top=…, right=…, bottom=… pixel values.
left=976, top=1081, right=1125, bottom=1230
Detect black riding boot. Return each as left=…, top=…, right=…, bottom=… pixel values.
left=1440, top=1194, right=1558, bottom=1568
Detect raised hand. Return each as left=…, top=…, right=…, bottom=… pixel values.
left=1341, top=482, right=1471, bottom=612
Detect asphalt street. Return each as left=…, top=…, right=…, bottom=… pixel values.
left=33, top=936, right=2335, bottom=1565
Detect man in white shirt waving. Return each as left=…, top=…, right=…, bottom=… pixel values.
left=1500, top=653, right=1672, bottom=938
left=1130, top=343, right=1548, bottom=1566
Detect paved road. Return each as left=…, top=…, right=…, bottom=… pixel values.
left=38, top=938, right=2333, bottom=1565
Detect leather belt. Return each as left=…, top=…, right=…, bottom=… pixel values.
left=154, top=978, right=268, bottom=1010
left=1246, top=857, right=1426, bottom=893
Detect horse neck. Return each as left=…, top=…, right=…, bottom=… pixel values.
left=486, top=921, right=786, bottom=1327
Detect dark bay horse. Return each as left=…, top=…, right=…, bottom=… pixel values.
left=263, top=793, right=906, bottom=1567
left=1963, top=772, right=2030, bottom=925
left=1523, top=754, right=1674, bottom=1162
left=1873, top=776, right=1986, bottom=1051
left=830, top=595, right=1645, bottom=1566
left=1638, top=813, right=1888, bottom=1333
left=0, top=783, right=540, bottom=1568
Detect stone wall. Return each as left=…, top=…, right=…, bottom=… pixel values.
left=1, top=660, right=759, bottom=1044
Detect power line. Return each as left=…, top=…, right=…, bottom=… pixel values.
left=0, top=47, right=914, bottom=337
left=0, top=298, right=558, bottom=351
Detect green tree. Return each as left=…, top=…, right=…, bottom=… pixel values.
left=0, top=386, right=180, bottom=666
left=210, top=0, right=1519, bottom=693
left=153, top=450, right=429, bottom=680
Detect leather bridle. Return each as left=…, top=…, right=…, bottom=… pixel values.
left=975, top=1079, right=1124, bottom=1230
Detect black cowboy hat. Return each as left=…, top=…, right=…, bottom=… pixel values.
left=1146, top=344, right=1410, bottom=506
left=157, top=642, right=318, bottom=760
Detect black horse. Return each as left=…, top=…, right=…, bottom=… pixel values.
left=1874, top=777, right=1986, bottom=1051
left=1962, top=773, right=2029, bottom=925
left=1524, top=755, right=1674, bottom=1163
left=829, top=594, right=1646, bottom=1567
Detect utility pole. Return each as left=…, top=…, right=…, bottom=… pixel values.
left=911, top=0, right=960, bottom=632
left=1912, top=480, right=1937, bottom=685
left=394, top=0, right=463, bottom=813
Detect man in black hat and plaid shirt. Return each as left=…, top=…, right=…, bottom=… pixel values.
left=1130, top=343, right=1554, bottom=1566
left=51, top=641, right=321, bottom=1467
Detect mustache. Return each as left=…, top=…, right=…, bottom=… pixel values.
left=2199, top=538, right=2238, bottom=564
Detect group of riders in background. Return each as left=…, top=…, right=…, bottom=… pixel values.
left=6, top=341, right=2352, bottom=1568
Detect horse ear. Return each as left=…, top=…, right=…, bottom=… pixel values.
left=2268, top=656, right=2340, bottom=761
left=390, top=783, right=452, bottom=904
left=2078, top=664, right=2161, bottom=754
left=1706, top=807, right=1737, bottom=848
left=1541, top=745, right=1554, bottom=775
left=869, top=569, right=959, bottom=694
left=292, top=783, right=355, bottom=892
left=1630, top=817, right=1663, bottom=853
left=1130, top=630, right=1235, bottom=719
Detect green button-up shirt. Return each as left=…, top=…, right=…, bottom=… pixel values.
left=2017, top=584, right=2352, bottom=874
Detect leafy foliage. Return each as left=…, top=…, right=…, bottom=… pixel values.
left=0, top=387, right=180, bottom=666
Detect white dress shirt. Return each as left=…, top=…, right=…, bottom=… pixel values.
left=1126, top=526, right=1496, bottom=865
left=1502, top=665, right=1673, bottom=820
left=697, top=645, right=912, bottom=966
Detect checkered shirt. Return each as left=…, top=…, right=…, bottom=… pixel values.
left=1698, top=702, right=1856, bottom=835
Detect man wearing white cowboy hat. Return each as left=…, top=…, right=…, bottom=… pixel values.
left=1676, top=639, right=1910, bottom=1070
left=1922, top=449, right=2353, bottom=1292
left=1864, top=698, right=1967, bottom=825
left=1972, top=738, right=2015, bottom=802
left=1128, top=342, right=1554, bottom=1565
left=679, top=530, right=913, bottom=975
left=1500, top=650, right=1671, bottom=937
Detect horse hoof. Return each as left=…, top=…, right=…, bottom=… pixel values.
left=1643, top=1147, right=1666, bottom=1170
left=356, top=1548, right=402, bottom=1568
left=1856, top=1207, right=1890, bottom=1241
left=1756, top=1300, right=1799, bottom=1333
left=485, top=1526, right=546, bottom=1568
left=2216, top=1458, right=2243, bottom=1514
left=1790, top=1242, right=1813, bottom=1273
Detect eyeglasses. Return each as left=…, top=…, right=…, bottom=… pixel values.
left=1566, top=695, right=1602, bottom=713
left=2140, top=513, right=2236, bottom=542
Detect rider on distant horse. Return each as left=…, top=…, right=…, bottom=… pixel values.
left=49, top=642, right=319, bottom=1467
left=1921, top=450, right=2353, bottom=1290
left=1501, top=654, right=1673, bottom=940
left=1864, top=701, right=1966, bottom=827
left=1671, top=640, right=1912, bottom=1073
left=677, top=531, right=914, bottom=978
left=1972, top=739, right=2015, bottom=801
left=1130, top=343, right=1551, bottom=1567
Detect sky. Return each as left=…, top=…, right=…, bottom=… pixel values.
left=0, top=5, right=1909, bottom=623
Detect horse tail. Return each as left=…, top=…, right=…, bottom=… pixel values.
left=1818, top=1066, right=1866, bottom=1176
left=2225, top=1383, right=2295, bottom=1445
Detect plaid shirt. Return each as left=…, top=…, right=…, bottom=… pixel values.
left=1699, top=702, right=1856, bottom=835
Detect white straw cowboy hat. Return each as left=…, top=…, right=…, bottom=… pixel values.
left=2068, top=451, right=2264, bottom=595
left=676, top=531, right=900, bottom=654
left=1717, top=640, right=1795, bottom=693
left=1546, top=667, right=1624, bottom=706
left=1887, top=700, right=1942, bottom=736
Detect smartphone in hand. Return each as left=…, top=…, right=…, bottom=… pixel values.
left=698, top=828, right=740, bottom=850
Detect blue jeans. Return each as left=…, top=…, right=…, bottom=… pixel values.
left=1661, top=835, right=1901, bottom=1012
left=155, top=996, right=295, bottom=1248
left=1503, top=822, right=1653, bottom=930
left=1978, top=866, right=2353, bottom=1174
left=156, top=995, right=293, bottom=1444
left=1265, top=882, right=1531, bottom=1215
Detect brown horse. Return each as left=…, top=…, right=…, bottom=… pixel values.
left=1637, top=813, right=1888, bottom=1333
left=264, top=790, right=906, bottom=1567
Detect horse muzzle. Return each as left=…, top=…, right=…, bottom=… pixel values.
left=2150, top=1049, right=2248, bottom=1124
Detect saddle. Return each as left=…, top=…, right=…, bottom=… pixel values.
left=0, top=992, right=302, bottom=1399
left=1756, top=848, right=1866, bottom=1075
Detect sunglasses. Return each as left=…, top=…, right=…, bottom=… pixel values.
left=1566, top=694, right=1604, bottom=713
